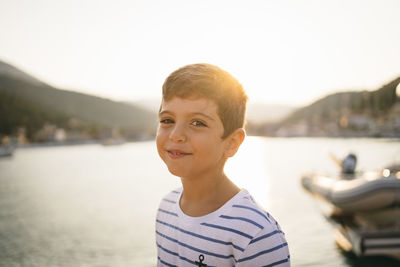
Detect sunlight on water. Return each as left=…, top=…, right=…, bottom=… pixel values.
left=225, top=137, right=272, bottom=210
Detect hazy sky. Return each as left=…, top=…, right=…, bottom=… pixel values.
left=1, top=0, right=399, bottom=106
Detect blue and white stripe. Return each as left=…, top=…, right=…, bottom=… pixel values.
left=156, top=188, right=290, bottom=266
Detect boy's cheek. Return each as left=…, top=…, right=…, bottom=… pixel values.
left=155, top=140, right=164, bottom=160
left=155, top=134, right=162, bottom=147
left=155, top=132, right=167, bottom=152
left=155, top=127, right=164, bottom=139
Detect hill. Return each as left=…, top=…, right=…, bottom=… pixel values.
left=0, top=60, right=157, bottom=143
left=251, top=76, right=400, bottom=137
left=0, top=61, right=43, bottom=85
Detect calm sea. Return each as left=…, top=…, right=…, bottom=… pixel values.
left=0, top=137, right=400, bottom=267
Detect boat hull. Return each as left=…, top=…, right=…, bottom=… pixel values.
left=333, top=217, right=400, bottom=259
left=301, top=172, right=400, bottom=214
left=301, top=170, right=400, bottom=258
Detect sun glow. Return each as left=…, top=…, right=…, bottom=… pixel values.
left=225, top=136, right=272, bottom=209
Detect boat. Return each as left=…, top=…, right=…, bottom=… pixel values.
left=301, top=165, right=400, bottom=258
left=0, top=146, right=14, bottom=157
left=101, top=138, right=126, bottom=146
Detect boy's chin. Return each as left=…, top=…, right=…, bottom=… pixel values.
left=167, top=167, right=194, bottom=179
left=167, top=167, right=184, bottom=178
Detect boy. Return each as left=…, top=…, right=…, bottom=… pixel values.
left=156, top=63, right=290, bottom=266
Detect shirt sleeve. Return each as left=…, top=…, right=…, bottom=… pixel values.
left=235, top=223, right=290, bottom=267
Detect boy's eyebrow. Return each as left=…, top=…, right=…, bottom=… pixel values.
left=159, top=110, right=173, bottom=117
left=159, top=110, right=170, bottom=116
left=159, top=110, right=215, bottom=121
left=191, top=112, right=216, bottom=121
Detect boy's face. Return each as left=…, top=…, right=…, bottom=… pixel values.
left=156, top=97, right=230, bottom=179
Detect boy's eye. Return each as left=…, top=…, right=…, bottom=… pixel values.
left=160, top=118, right=174, bottom=124
left=191, top=120, right=207, bottom=127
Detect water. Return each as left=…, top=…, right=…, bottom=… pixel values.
left=0, top=137, right=399, bottom=266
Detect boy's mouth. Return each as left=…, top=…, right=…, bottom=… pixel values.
left=167, top=150, right=192, bottom=159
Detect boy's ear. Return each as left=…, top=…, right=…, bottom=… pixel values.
left=224, top=128, right=245, bottom=158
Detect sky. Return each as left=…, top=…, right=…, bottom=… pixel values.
left=0, top=0, right=400, bottom=106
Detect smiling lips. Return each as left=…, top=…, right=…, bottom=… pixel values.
left=167, top=149, right=192, bottom=159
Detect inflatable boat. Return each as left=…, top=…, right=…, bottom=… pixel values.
left=301, top=165, right=400, bottom=258
left=301, top=170, right=400, bottom=214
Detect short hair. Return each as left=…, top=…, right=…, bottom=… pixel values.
left=161, top=63, right=248, bottom=139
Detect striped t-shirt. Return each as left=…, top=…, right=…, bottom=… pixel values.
left=156, top=188, right=290, bottom=266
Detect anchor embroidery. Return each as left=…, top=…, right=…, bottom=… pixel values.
left=195, top=254, right=207, bottom=266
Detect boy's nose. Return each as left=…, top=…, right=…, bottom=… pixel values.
left=169, top=125, right=186, bottom=142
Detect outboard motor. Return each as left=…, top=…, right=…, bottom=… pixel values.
left=341, top=153, right=357, bottom=174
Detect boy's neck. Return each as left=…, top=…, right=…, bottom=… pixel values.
left=179, top=172, right=240, bottom=217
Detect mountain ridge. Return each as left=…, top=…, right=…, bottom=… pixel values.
left=0, top=60, right=157, bottom=142
left=0, top=60, right=44, bottom=86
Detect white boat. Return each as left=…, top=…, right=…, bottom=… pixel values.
left=0, top=146, right=14, bottom=157
left=301, top=170, right=400, bottom=214
left=301, top=165, right=400, bottom=258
